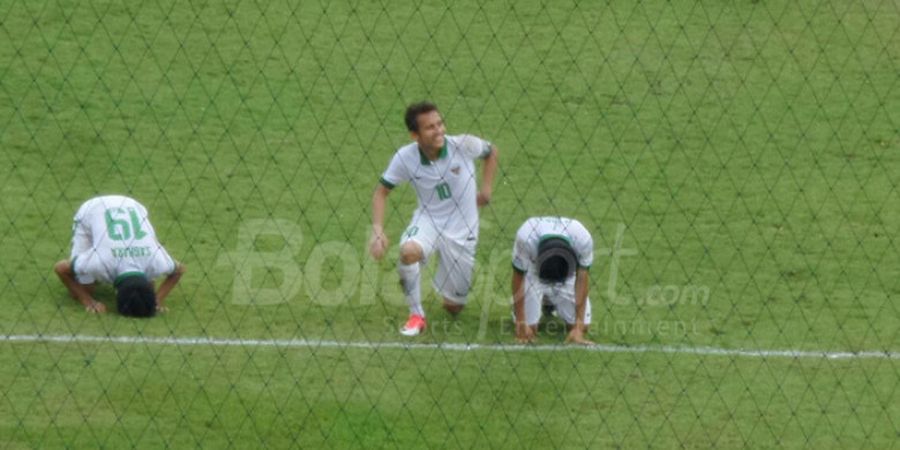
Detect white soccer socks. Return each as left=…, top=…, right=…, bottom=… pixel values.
left=398, top=261, right=425, bottom=317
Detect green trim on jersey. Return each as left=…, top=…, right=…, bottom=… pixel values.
left=70, top=256, right=78, bottom=275
left=379, top=177, right=396, bottom=189
left=538, top=234, right=573, bottom=246
left=114, top=271, right=146, bottom=287
left=512, top=263, right=527, bottom=274
left=418, top=144, right=448, bottom=165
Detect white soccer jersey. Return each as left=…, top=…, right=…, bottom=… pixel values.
left=69, top=195, right=176, bottom=285
left=512, top=217, right=594, bottom=276
left=380, top=134, right=492, bottom=241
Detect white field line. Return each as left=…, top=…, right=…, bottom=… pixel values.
left=1, top=334, right=898, bottom=360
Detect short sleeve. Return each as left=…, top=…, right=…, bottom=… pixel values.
left=72, top=250, right=112, bottom=284
left=572, top=222, right=594, bottom=269
left=380, top=151, right=410, bottom=189
left=145, top=245, right=177, bottom=281
left=455, top=134, right=492, bottom=160
left=511, top=224, right=533, bottom=273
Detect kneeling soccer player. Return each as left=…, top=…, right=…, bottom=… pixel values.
left=511, top=216, right=594, bottom=345
left=369, top=101, right=498, bottom=336
left=53, top=195, right=185, bottom=317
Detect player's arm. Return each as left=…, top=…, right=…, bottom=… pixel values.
left=566, top=268, right=593, bottom=345
left=155, top=263, right=185, bottom=312
left=512, top=267, right=535, bottom=343
left=477, top=145, right=499, bottom=207
left=370, top=183, right=393, bottom=260
left=53, top=259, right=105, bottom=313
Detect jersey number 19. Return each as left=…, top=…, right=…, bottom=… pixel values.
left=105, top=208, right=148, bottom=241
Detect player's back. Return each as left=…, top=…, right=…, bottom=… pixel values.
left=519, top=216, right=587, bottom=242
left=75, top=195, right=156, bottom=248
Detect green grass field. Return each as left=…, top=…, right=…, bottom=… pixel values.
left=2, top=0, right=898, bottom=447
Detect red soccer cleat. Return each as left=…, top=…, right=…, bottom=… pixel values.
left=400, top=314, right=426, bottom=337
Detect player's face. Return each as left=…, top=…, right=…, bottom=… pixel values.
left=411, top=110, right=445, bottom=152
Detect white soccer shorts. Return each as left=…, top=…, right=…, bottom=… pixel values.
left=400, top=217, right=476, bottom=305
left=518, top=275, right=592, bottom=326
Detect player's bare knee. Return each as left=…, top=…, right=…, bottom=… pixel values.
left=399, top=242, right=423, bottom=264
left=442, top=299, right=465, bottom=316
left=53, top=260, right=70, bottom=276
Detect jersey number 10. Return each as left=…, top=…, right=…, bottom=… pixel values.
left=104, top=208, right=148, bottom=241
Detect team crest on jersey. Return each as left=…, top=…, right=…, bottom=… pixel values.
left=450, top=166, right=461, bottom=175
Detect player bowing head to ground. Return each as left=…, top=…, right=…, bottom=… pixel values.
left=512, top=216, right=594, bottom=345
left=53, top=195, right=185, bottom=317
left=369, top=101, right=499, bottom=336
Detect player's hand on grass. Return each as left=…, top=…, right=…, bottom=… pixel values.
left=369, top=227, right=389, bottom=260
left=515, top=322, right=535, bottom=344
left=476, top=188, right=492, bottom=207
left=565, top=327, right=593, bottom=346
left=156, top=304, right=169, bottom=314
left=84, top=300, right=106, bottom=314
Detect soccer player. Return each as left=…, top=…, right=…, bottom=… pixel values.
left=369, top=101, right=498, bottom=336
left=53, top=195, right=185, bottom=317
left=511, top=217, right=594, bottom=345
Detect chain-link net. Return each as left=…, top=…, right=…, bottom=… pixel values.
left=1, top=0, right=898, bottom=447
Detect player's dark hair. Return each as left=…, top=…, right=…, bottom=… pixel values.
left=115, top=275, right=157, bottom=318
left=536, top=238, right=577, bottom=283
left=405, top=101, right=439, bottom=132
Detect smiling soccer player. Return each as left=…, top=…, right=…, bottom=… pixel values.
left=369, top=101, right=499, bottom=336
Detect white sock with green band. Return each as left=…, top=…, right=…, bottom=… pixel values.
left=398, top=262, right=424, bottom=317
